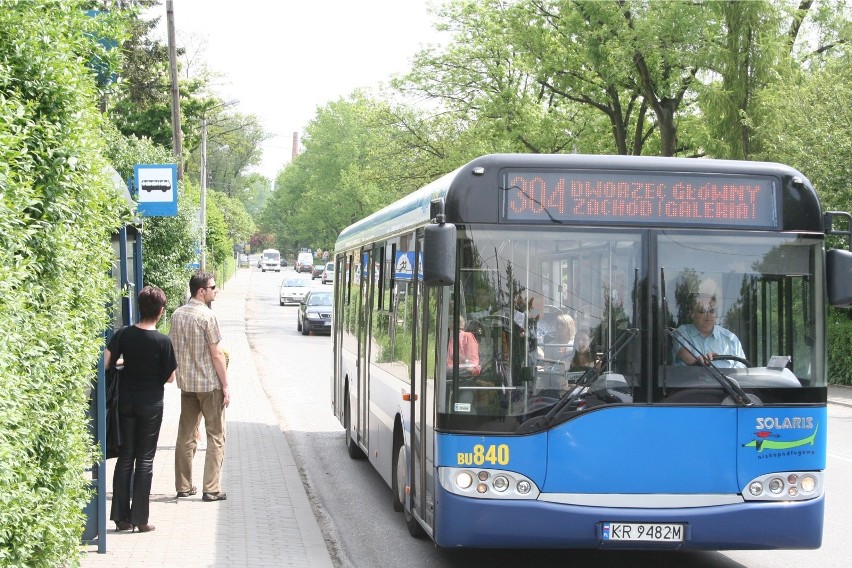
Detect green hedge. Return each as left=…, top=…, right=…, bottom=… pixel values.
left=827, top=308, right=852, bottom=385
left=0, top=2, right=127, bottom=566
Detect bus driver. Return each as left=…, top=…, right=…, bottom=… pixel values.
left=673, top=279, right=746, bottom=368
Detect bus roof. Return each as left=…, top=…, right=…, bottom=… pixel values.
left=334, top=154, right=822, bottom=253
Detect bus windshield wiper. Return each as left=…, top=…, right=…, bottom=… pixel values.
left=517, top=328, right=639, bottom=434
left=666, top=327, right=755, bottom=407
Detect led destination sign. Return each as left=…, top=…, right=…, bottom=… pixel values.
left=502, top=170, right=779, bottom=228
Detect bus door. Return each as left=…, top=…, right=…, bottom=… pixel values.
left=408, top=237, right=441, bottom=533
left=357, top=249, right=375, bottom=451
left=332, top=254, right=346, bottom=419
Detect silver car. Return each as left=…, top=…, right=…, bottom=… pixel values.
left=279, top=277, right=311, bottom=306
left=321, top=262, right=335, bottom=285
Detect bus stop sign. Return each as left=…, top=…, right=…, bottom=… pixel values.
left=134, top=164, right=178, bottom=217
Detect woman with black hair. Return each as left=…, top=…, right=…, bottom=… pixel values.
left=104, top=286, right=177, bottom=533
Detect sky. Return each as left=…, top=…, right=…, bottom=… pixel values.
left=148, top=0, right=444, bottom=180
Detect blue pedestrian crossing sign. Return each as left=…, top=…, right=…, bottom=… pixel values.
left=394, top=251, right=422, bottom=281
left=134, top=164, right=178, bottom=217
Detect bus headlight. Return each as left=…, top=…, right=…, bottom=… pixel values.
left=439, top=467, right=540, bottom=500
left=492, top=475, right=509, bottom=492
left=742, top=471, right=823, bottom=501
left=768, top=477, right=784, bottom=494
left=455, top=471, right=473, bottom=490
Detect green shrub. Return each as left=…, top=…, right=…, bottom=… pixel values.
left=827, top=307, right=852, bottom=385
left=0, top=2, right=127, bottom=566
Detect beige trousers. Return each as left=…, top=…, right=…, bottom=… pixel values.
left=175, top=389, right=226, bottom=494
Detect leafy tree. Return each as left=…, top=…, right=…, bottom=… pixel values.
left=240, top=171, right=273, bottom=217
left=208, top=189, right=256, bottom=247
left=0, top=1, right=129, bottom=565
left=260, top=92, right=464, bottom=254
left=261, top=94, right=396, bottom=251
left=756, top=48, right=852, bottom=212
left=106, top=0, right=212, bottom=156
left=401, top=0, right=580, bottom=154
left=403, top=0, right=848, bottom=160
left=183, top=110, right=269, bottom=198
left=203, top=188, right=231, bottom=270
left=404, top=0, right=715, bottom=156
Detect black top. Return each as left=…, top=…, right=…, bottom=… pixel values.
left=108, top=325, right=178, bottom=406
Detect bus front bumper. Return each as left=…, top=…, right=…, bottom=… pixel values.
left=433, top=484, right=824, bottom=550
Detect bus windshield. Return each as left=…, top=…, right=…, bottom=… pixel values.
left=438, top=226, right=824, bottom=433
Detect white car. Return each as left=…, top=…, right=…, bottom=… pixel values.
left=279, top=276, right=311, bottom=306
left=321, top=262, right=334, bottom=284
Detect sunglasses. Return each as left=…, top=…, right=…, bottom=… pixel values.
left=205, top=285, right=217, bottom=290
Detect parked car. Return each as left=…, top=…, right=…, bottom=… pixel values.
left=279, top=276, right=311, bottom=306
left=297, top=290, right=333, bottom=335
left=321, top=262, right=334, bottom=285
left=311, top=264, right=324, bottom=279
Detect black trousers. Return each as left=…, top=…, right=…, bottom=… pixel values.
left=110, top=399, right=164, bottom=526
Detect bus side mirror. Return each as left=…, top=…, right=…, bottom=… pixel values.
left=423, top=223, right=456, bottom=286
left=827, top=249, right=852, bottom=307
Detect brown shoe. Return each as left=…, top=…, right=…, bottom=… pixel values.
left=176, top=486, right=197, bottom=498
left=133, top=524, right=156, bottom=533
left=202, top=491, right=227, bottom=502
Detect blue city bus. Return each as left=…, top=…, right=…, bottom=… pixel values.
left=330, top=154, right=852, bottom=550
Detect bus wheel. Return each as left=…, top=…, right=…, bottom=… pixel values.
left=344, top=396, right=365, bottom=460
left=395, top=444, right=425, bottom=538
left=392, top=437, right=404, bottom=512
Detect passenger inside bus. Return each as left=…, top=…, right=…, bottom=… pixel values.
left=672, top=279, right=747, bottom=368
left=570, top=330, right=598, bottom=372
left=447, top=316, right=481, bottom=377
left=542, top=313, right=576, bottom=364
left=512, top=290, right=540, bottom=368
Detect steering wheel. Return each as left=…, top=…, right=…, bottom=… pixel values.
left=693, top=354, right=751, bottom=367
left=713, top=355, right=751, bottom=367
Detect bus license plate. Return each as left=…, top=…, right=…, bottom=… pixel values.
left=602, top=522, right=684, bottom=542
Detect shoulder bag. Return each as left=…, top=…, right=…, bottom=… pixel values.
left=105, top=326, right=127, bottom=459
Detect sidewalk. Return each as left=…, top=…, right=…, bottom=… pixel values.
left=81, top=268, right=334, bottom=568
left=828, top=383, right=852, bottom=408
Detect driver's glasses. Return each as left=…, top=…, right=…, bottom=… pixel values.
left=693, top=305, right=716, bottom=316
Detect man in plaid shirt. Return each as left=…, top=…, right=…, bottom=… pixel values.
left=170, top=271, right=231, bottom=502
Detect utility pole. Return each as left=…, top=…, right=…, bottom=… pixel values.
left=166, top=0, right=183, bottom=180
left=200, top=114, right=208, bottom=271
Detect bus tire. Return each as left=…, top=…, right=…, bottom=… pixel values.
left=344, top=395, right=365, bottom=460
left=392, top=432, right=404, bottom=512
left=396, top=444, right=426, bottom=538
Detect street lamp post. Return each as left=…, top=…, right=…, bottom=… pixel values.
left=200, top=98, right=238, bottom=271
